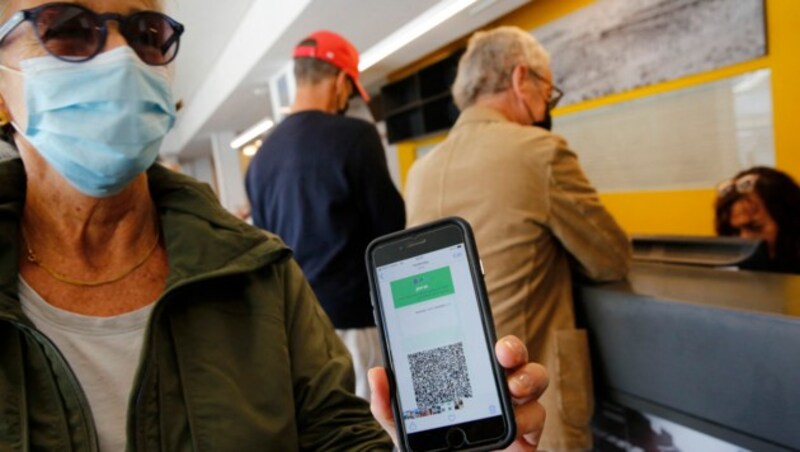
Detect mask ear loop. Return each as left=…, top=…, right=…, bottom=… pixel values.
left=0, top=64, right=25, bottom=140
left=0, top=73, right=23, bottom=133
left=0, top=63, right=23, bottom=76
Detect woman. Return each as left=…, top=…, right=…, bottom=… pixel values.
left=0, top=1, right=547, bottom=450
left=715, top=166, right=800, bottom=274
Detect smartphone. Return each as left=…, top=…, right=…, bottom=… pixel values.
left=366, top=217, right=515, bottom=451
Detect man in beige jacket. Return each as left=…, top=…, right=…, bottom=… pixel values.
left=405, top=27, right=632, bottom=451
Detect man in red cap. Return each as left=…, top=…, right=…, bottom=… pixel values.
left=246, top=30, right=405, bottom=400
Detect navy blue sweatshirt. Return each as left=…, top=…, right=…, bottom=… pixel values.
left=246, top=111, right=406, bottom=328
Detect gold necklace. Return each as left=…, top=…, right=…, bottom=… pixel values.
left=20, top=226, right=161, bottom=288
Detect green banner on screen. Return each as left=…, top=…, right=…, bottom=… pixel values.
left=390, top=266, right=455, bottom=308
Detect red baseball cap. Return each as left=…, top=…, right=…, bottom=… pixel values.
left=293, top=30, right=369, bottom=101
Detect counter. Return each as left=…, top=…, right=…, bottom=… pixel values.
left=577, top=262, right=800, bottom=451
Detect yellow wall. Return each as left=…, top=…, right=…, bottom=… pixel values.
left=394, top=0, right=800, bottom=236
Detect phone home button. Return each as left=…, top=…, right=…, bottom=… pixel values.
left=445, top=427, right=467, bottom=449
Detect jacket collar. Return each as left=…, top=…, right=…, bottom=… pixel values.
left=452, top=105, right=513, bottom=130
left=0, top=158, right=25, bottom=307
left=0, top=158, right=289, bottom=320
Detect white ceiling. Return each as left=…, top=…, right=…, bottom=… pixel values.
left=163, top=0, right=530, bottom=158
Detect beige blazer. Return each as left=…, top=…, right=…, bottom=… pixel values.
left=405, top=106, right=631, bottom=450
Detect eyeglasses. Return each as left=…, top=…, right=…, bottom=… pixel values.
left=716, top=173, right=759, bottom=197
left=529, top=70, right=564, bottom=110
left=0, top=2, right=184, bottom=66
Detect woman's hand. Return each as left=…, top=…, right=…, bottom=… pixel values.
left=368, top=335, right=549, bottom=450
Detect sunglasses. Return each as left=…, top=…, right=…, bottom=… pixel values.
left=0, top=2, right=184, bottom=66
left=716, top=173, right=759, bottom=197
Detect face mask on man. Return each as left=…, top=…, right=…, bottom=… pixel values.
left=335, top=75, right=353, bottom=116
left=337, top=99, right=350, bottom=116
left=532, top=108, right=552, bottom=131
left=0, top=47, right=176, bottom=197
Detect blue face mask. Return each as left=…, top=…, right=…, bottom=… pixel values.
left=2, top=47, right=176, bottom=197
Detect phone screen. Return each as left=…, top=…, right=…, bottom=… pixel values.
left=375, top=242, right=503, bottom=435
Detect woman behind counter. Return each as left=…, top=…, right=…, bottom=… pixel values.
left=715, top=166, right=800, bottom=274
left=0, top=0, right=546, bottom=450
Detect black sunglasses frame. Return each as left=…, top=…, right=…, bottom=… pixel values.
left=528, top=69, right=564, bottom=111
left=0, top=2, right=185, bottom=66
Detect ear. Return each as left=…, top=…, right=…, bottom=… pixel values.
left=510, top=64, right=529, bottom=98
left=335, top=71, right=350, bottom=94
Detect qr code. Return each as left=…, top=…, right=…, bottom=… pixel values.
left=405, top=342, right=473, bottom=418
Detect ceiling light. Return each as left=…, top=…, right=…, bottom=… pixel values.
left=230, top=118, right=274, bottom=149
left=358, top=0, right=482, bottom=71
left=468, top=0, right=500, bottom=16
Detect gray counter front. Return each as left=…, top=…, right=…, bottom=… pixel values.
left=576, top=262, right=800, bottom=451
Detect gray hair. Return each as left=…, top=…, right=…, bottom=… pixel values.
left=452, top=26, right=550, bottom=110
left=294, top=57, right=339, bottom=85
left=293, top=38, right=340, bottom=85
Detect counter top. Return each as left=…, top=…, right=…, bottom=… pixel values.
left=592, top=261, right=800, bottom=318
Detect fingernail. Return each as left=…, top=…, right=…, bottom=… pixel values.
left=503, top=339, right=517, bottom=352
left=515, top=373, right=532, bottom=390
left=503, top=339, right=522, bottom=357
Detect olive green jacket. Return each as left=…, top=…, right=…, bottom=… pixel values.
left=0, top=159, right=392, bottom=451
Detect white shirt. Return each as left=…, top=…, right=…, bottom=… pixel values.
left=19, top=277, right=154, bottom=452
